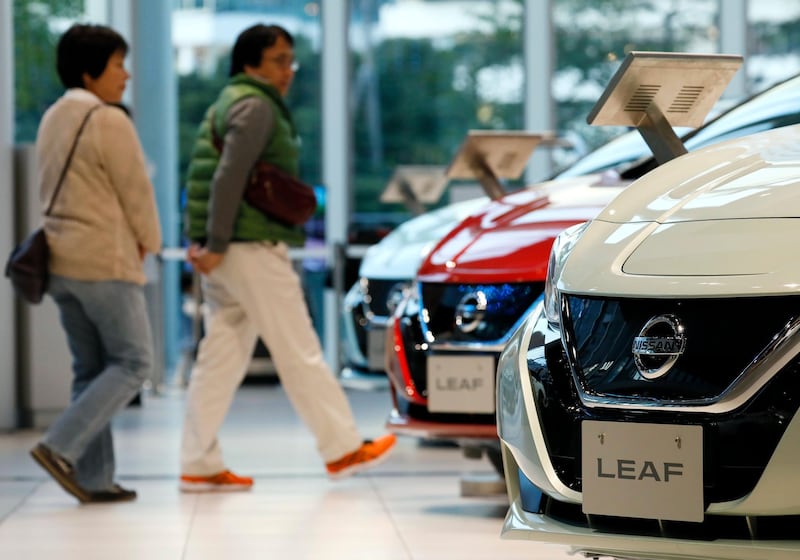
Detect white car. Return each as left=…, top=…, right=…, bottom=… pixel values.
left=497, top=123, right=800, bottom=559
left=340, top=196, right=488, bottom=388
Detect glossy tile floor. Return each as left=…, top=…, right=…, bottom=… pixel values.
left=0, top=380, right=575, bottom=560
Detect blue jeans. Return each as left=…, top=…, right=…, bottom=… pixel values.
left=43, top=275, right=154, bottom=491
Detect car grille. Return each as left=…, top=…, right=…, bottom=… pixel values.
left=526, top=311, right=800, bottom=504
left=346, top=299, right=369, bottom=356
left=365, top=278, right=407, bottom=317
left=563, top=295, right=800, bottom=402
left=420, top=282, right=543, bottom=343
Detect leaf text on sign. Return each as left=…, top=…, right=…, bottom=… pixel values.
left=596, top=459, right=684, bottom=482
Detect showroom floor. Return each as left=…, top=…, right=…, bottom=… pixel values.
left=0, top=381, right=574, bottom=560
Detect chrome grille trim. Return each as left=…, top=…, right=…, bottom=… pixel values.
left=573, top=311, right=800, bottom=413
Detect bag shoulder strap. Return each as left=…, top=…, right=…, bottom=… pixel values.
left=45, top=104, right=102, bottom=216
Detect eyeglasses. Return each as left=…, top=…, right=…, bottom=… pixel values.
left=265, top=56, right=299, bottom=72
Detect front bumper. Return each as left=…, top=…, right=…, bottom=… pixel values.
left=502, top=497, right=800, bottom=560
left=386, top=407, right=498, bottom=440
left=340, top=279, right=394, bottom=389
left=385, top=310, right=499, bottom=440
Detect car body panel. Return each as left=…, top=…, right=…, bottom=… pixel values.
left=358, top=196, right=489, bottom=280
left=596, top=131, right=800, bottom=225
left=561, top=128, right=800, bottom=298
left=497, top=125, right=800, bottom=557
left=419, top=177, right=627, bottom=284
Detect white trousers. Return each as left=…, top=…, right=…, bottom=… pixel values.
left=180, top=242, right=363, bottom=475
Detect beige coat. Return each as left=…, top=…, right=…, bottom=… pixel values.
left=37, top=89, right=161, bottom=285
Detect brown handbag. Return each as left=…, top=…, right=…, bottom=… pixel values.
left=5, top=228, right=49, bottom=304
left=243, top=161, right=317, bottom=226
left=209, top=111, right=316, bottom=226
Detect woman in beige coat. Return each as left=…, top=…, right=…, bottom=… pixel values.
left=28, top=24, right=162, bottom=504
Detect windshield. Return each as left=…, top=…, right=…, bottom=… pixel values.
left=555, top=129, right=666, bottom=178
left=684, top=76, right=800, bottom=149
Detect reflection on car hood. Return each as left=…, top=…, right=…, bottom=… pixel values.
left=562, top=124, right=800, bottom=297
left=358, top=196, right=489, bottom=280
left=418, top=174, right=629, bottom=284
left=597, top=125, right=800, bottom=224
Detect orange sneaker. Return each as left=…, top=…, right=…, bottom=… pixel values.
left=326, top=434, right=397, bottom=480
left=179, top=470, right=254, bottom=492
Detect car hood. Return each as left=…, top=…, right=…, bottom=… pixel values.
left=358, top=196, right=489, bottom=280
left=562, top=124, right=800, bottom=297
left=418, top=174, right=629, bottom=284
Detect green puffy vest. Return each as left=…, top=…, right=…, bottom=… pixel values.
left=184, top=74, right=306, bottom=246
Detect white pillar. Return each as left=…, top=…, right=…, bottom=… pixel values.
left=525, top=0, right=554, bottom=182
left=85, top=1, right=134, bottom=104
left=322, top=2, right=350, bottom=372
left=84, top=0, right=107, bottom=22
left=109, top=0, right=134, bottom=108
left=0, top=0, right=17, bottom=429
left=719, top=0, right=748, bottom=98
left=131, top=0, right=180, bottom=383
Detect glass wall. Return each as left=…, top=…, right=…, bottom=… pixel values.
left=173, top=1, right=323, bottom=194
left=552, top=0, right=720, bottom=161
left=348, top=0, right=525, bottom=217
left=747, top=1, right=800, bottom=91
left=13, top=0, right=86, bottom=142
left=18, top=1, right=800, bottom=230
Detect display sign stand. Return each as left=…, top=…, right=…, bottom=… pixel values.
left=446, top=131, right=557, bottom=200
left=379, top=165, right=448, bottom=215
left=587, top=51, right=743, bottom=164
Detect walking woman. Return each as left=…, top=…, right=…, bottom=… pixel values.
left=29, top=23, right=162, bottom=504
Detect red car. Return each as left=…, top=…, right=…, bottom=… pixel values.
left=384, top=176, right=627, bottom=472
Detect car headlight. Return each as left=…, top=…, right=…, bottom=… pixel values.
left=543, top=222, right=589, bottom=327
left=385, top=281, right=412, bottom=316
left=343, top=278, right=367, bottom=310
left=403, top=281, right=420, bottom=318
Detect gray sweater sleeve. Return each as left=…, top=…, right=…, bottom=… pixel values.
left=206, top=96, right=275, bottom=253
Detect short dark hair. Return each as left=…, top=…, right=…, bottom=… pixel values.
left=56, top=24, right=128, bottom=89
left=229, top=24, right=294, bottom=77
